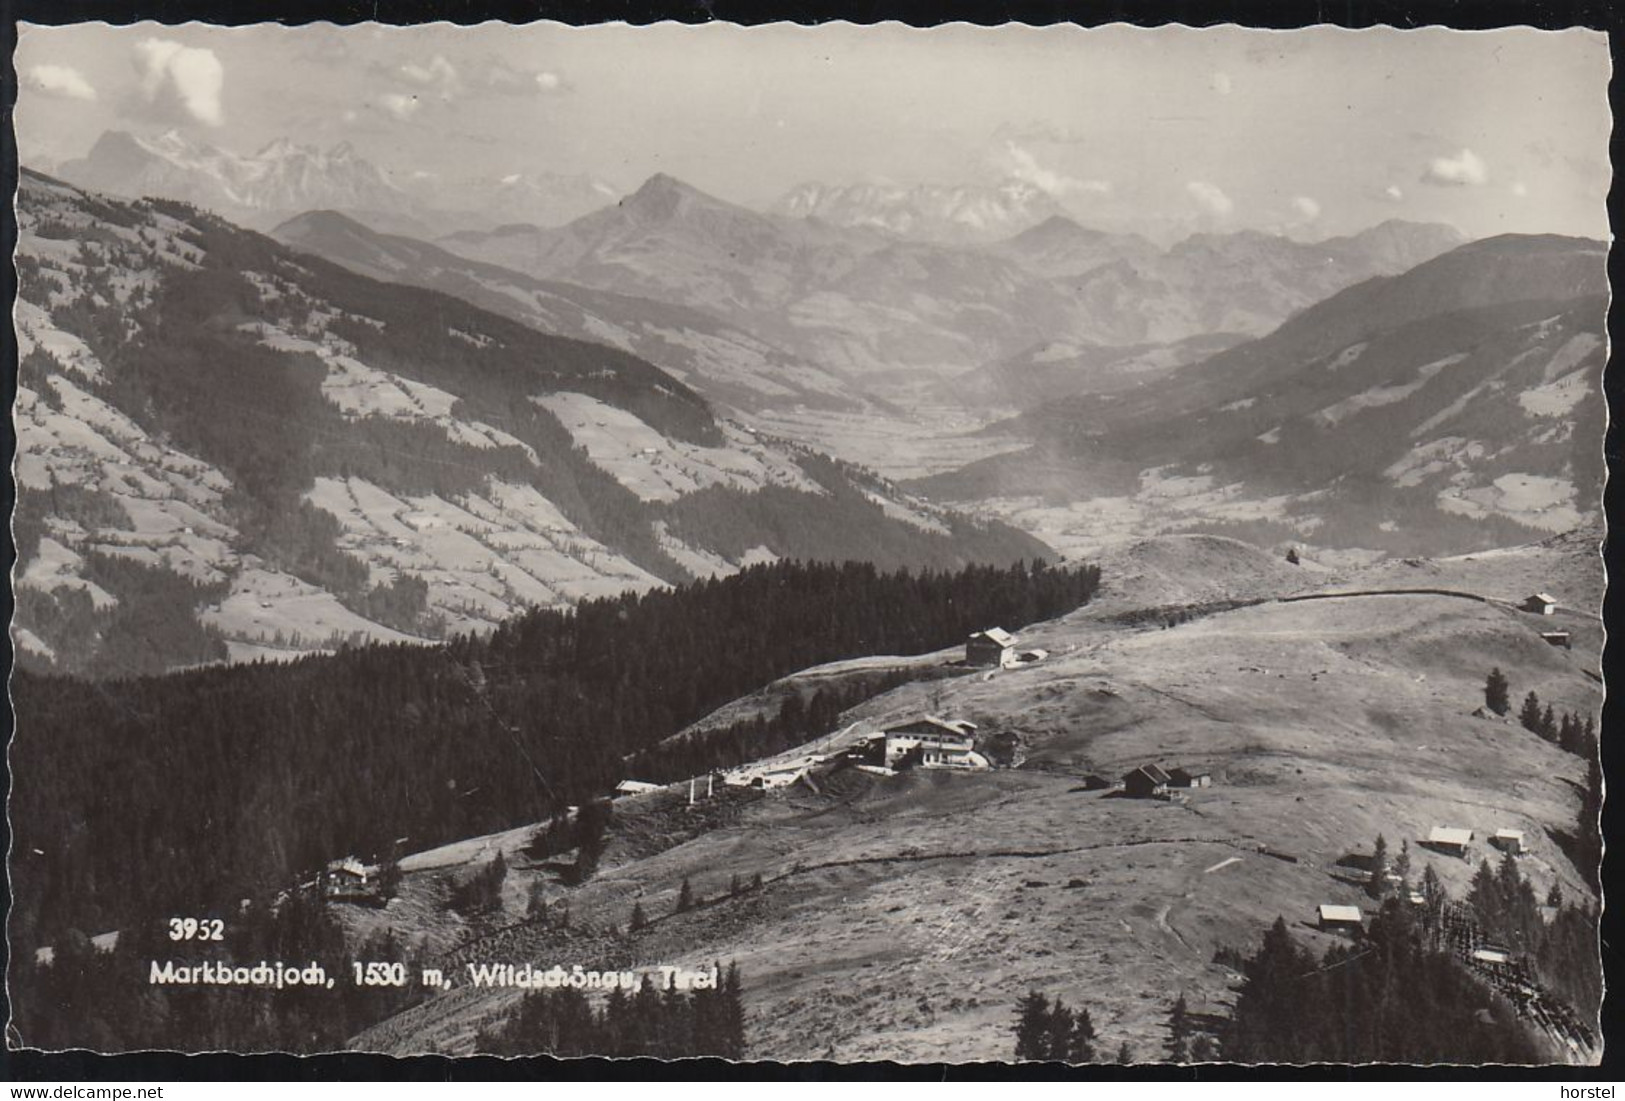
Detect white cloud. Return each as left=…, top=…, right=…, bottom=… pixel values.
left=378, top=93, right=421, bottom=121
left=1291, top=195, right=1321, bottom=221
left=1422, top=148, right=1488, bottom=187
left=1186, top=180, right=1234, bottom=217
left=480, top=59, right=570, bottom=96
left=1384, top=185, right=1405, bottom=202
left=399, top=55, right=460, bottom=100
left=995, top=142, right=1110, bottom=197
left=29, top=64, right=97, bottom=101
left=1511, top=181, right=1530, bottom=198
left=1211, top=71, right=1233, bottom=95
left=133, top=38, right=224, bottom=126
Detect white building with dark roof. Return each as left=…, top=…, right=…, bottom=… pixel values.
left=883, top=716, right=986, bottom=769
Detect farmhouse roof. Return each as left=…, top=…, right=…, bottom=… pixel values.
left=1531, top=593, right=1558, bottom=605
left=886, top=715, right=977, bottom=738
left=1494, top=828, right=1525, bottom=841
left=971, top=627, right=1016, bottom=646
left=1429, top=826, right=1474, bottom=847
left=1318, top=904, right=1363, bottom=923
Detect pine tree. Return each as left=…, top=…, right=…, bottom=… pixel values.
left=1013, top=989, right=1050, bottom=1060
left=729, top=873, right=742, bottom=897
left=1540, top=704, right=1558, bottom=743
left=1116, top=1041, right=1133, bottom=1065
left=1547, top=882, right=1564, bottom=908
left=720, top=961, right=745, bottom=1059
left=1484, top=668, right=1510, bottom=715
left=1558, top=712, right=1579, bottom=754
left=630, top=900, right=648, bottom=932
left=1166, top=994, right=1192, bottom=1063
left=1046, top=997, right=1076, bottom=1060
left=526, top=880, right=549, bottom=922
left=1068, top=1005, right=1098, bottom=1063
left=377, top=840, right=403, bottom=899
left=1519, top=691, right=1544, bottom=734
left=751, top=872, right=764, bottom=892
left=675, top=877, right=694, bottom=914
left=1394, top=839, right=1413, bottom=896
left=1368, top=833, right=1390, bottom=899
left=1422, top=863, right=1444, bottom=910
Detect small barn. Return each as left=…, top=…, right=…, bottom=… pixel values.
left=1522, top=593, right=1559, bottom=615
left=1427, top=826, right=1474, bottom=858
left=1472, top=947, right=1511, bottom=966
left=1490, top=828, right=1525, bottom=855
left=1168, top=766, right=1212, bottom=789
left=1122, top=764, right=1171, bottom=799
left=1540, top=631, right=1572, bottom=650
left=324, top=857, right=377, bottom=900
left=966, top=627, right=1018, bottom=668
left=1317, top=904, right=1364, bottom=934
left=614, top=779, right=662, bottom=798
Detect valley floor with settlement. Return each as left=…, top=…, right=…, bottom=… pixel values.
left=341, top=527, right=1602, bottom=1063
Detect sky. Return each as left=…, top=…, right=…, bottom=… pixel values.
left=15, top=22, right=1612, bottom=241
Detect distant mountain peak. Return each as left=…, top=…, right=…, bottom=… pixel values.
left=622, top=172, right=726, bottom=221
left=1011, top=214, right=1097, bottom=242
left=256, top=136, right=302, bottom=158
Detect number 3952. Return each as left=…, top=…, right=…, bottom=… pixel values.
left=168, top=917, right=225, bottom=941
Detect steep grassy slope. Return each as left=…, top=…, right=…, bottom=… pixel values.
left=347, top=532, right=1600, bottom=1062
left=272, top=210, right=861, bottom=414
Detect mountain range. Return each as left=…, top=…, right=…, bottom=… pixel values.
left=49, top=130, right=1474, bottom=382
left=12, top=169, right=1047, bottom=679
left=60, top=130, right=420, bottom=232
left=440, top=173, right=1469, bottom=378
left=770, top=178, right=1068, bottom=244
left=919, top=232, right=1608, bottom=559
left=56, top=129, right=621, bottom=237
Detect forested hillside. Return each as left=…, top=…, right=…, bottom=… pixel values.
left=11, top=558, right=1099, bottom=951
left=14, top=170, right=1050, bottom=677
